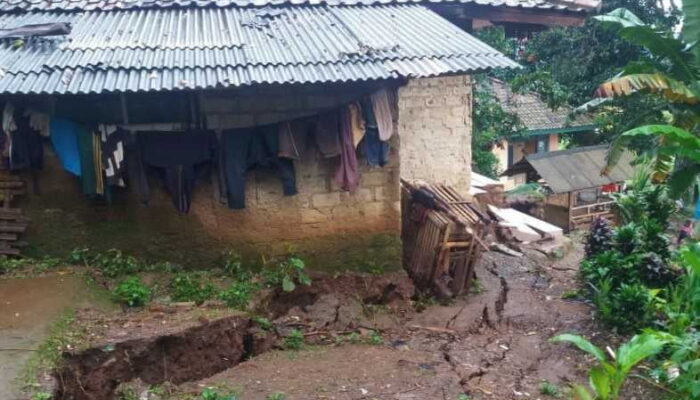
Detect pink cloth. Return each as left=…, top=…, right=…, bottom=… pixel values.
left=334, top=108, right=360, bottom=192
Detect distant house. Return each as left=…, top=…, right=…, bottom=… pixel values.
left=488, top=78, right=595, bottom=188
left=502, top=145, right=635, bottom=231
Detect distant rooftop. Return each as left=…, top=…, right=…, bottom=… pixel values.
left=490, top=78, right=595, bottom=135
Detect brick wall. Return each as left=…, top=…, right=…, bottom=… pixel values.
left=397, top=75, right=473, bottom=195
left=23, top=75, right=474, bottom=268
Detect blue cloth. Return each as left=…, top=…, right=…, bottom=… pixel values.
left=49, top=118, right=81, bottom=176
left=695, top=196, right=700, bottom=219
left=362, top=127, right=389, bottom=167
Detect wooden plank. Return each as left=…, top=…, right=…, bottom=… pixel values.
left=0, top=223, right=27, bottom=233
left=0, top=233, right=18, bottom=241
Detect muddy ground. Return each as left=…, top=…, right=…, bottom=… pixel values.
left=7, top=238, right=667, bottom=400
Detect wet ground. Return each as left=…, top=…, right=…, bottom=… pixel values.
left=0, top=273, right=109, bottom=400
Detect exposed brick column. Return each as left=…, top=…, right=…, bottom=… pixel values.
left=397, top=74, right=473, bottom=195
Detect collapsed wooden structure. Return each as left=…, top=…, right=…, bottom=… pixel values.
left=401, top=179, right=490, bottom=298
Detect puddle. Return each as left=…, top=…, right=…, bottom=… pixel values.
left=0, top=274, right=111, bottom=400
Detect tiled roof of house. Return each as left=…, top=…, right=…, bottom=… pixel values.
left=0, top=0, right=600, bottom=13
left=490, top=78, right=594, bottom=133
left=0, top=5, right=519, bottom=95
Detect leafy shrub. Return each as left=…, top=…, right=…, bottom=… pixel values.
left=586, top=217, right=613, bottom=258
left=262, top=255, right=311, bottom=292
left=659, top=331, right=700, bottom=399
left=638, top=219, right=671, bottom=260
left=200, top=387, right=238, bottom=400
left=170, top=273, right=216, bottom=304
left=94, top=249, right=140, bottom=278
left=219, top=281, right=254, bottom=309
left=612, top=224, right=641, bottom=256
left=112, top=276, right=150, bottom=307
left=552, top=333, right=668, bottom=400
left=581, top=251, right=638, bottom=288
left=221, top=250, right=251, bottom=280
left=283, top=329, right=305, bottom=350
left=639, top=252, right=677, bottom=288
left=266, top=393, right=286, bottom=400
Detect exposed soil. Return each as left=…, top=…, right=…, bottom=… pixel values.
left=17, top=239, right=667, bottom=400
left=0, top=274, right=112, bottom=400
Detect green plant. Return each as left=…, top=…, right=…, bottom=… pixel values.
left=200, top=387, right=238, bottom=400
left=31, top=393, right=52, bottom=400
left=457, top=395, right=471, bottom=400
left=218, top=281, right=254, bottom=310
left=222, top=250, right=251, bottom=280
left=266, top=393, right=286, bottom=400
left=170, top=273, right=216, bottom=304
left=94, top=249, right=140, bottom=278
left=586, top=217, right=613, bottom=258
left=367, top=330, right=383, bottom=345
left=112, top=276, right=150, bottom=307
left=68, top=247, right=91, bottom=265
left=252, top=315, right=273, bottom=330
left=612, top=224, right=640, bottom=256
left=594, top=282, right=656, bottom=333
left=561, top=289, right=581, bottom=299
left=262, top=255, right=311, bottom=292
left=551, top=333, right=668, bottom=400
left=661, top=331, right=700, bottom=398
left=538, top=380, right=560, bottom=397
left=283, top=329, right=305, bottom=350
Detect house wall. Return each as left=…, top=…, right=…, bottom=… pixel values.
left=548, top=133, right=559, bottom=151
left=20, top=75, right=474, bottom=269
left=397, top=75, right=472, bottom=195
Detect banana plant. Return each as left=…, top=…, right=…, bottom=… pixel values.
left=551, top=333, right=669, bottom=400
left=589, top=1, right=700, bottom=197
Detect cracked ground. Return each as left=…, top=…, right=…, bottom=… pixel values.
left=167, top=240, right=664, bottom=400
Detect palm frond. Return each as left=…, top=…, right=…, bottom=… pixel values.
left=596, top=74, right=699, bottom=104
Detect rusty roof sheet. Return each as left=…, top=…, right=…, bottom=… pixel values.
left=0, top=4, right=519, bottom=95
left=520, top=145, right=635, bottom=193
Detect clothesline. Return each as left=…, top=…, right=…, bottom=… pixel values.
left=0, top=87, right=397, bottom=214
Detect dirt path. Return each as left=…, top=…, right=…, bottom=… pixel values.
left=0, top=274, right=109, bottom=400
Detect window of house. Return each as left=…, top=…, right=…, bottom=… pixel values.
left=536, top=135, right=549, bottom=153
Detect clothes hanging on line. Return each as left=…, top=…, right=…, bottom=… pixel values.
left=362, top=127, right=390, bottom=168
left=2, top=103, right=16, bottom=135
left=335, top=107, right=360, bottom=192
left=77, top=125, right=101, bottom=196
left=25, top=110, right=50, bottom=137
left=278, top=119, right=312, bottom=160
left=9, top=109, right=43, bottom=172
left=99, top=125, right=127, bottom=187
left=371, top=88, right=395, bottom=141
left=314, top=111, right=342, bottom=158
left=137, top=130, right=216, bottom=214
left=49, top=118, right=82, bottom=176
left=348, top=102, right=365, bottom=149
left=222, top=124, right=297, bottom=209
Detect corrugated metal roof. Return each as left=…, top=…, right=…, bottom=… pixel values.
left=0, top=4, right=519, bottom=94
left=517, top=145, right=635, bottom=193
left=0, top=0, right=600, bottom=13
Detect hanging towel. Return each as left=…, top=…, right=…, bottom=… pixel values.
left=9, top=109, right=43, bottom=172
left=49, top=118, right=82, bottom=176
left=77, top=125, right=99, bottom=196
left=348, top=102, right=365, bottom=149
left=2, top=103, right=16, bottom=135
left=25, top=110, right=51, bottom=137
left=371, top=88, right=394, bottom=141
left=335, top=108, right=359, bottom=192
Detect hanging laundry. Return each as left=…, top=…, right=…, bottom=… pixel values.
left=335, top=108, right=359, bottom=192
left=314, top=111, right=342, bottom=158
left=25, top=110, right=50, bottom=137
left=9, top=109, right=43, bottom=172
left=99, top=125, right=127, bottom=187
left=362, top=127, right=390, bottom=168
left=77, top=125, right=101, bottom=196
left=348, top=102, right=365, bottom=149
left=371, top=88, right=395, bottom=141
left=137, top=130, right=216, bottom=214
left=49, top=118, right=81, bottom=176
left=2, top=103, right=16, bottom=135
left=222, top=124, right=297, bottom=209
left=278, top=119, right=311, bottom=160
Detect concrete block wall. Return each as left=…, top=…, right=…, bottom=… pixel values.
left=397, top=75, right=473, bottom=195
